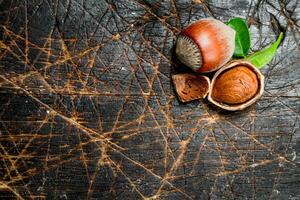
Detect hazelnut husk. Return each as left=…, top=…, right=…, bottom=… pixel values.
left=207, top=61, right=264, bottom=111
left=172, top=73, right=210, bottom=102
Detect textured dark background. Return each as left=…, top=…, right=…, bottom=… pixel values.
left=0, top=0, right=299, bottom=199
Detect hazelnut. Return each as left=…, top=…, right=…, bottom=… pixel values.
left=208, top=61, right=264, bottom=111
left=176, top=18, right=235, bottom=73
left=211, top=66, right=258, bottom=104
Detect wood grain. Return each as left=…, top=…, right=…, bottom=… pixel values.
left=0, top=0, right=299, bottom=199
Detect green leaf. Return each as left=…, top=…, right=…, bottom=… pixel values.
left=227, top=18, right=250, bottom=58
left=246, top=32, right=283, bottom=69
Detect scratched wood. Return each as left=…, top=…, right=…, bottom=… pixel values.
left=0, top=0, right=299, bottom=199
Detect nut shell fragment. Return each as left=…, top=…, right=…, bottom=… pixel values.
left=208, top=61, right=264, bottom=111
left=172, top=73, right=210, bottom=102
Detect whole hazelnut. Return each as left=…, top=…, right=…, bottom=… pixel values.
left=176, top=18, right=235, bottom=73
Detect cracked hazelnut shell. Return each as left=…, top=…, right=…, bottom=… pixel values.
left=176, top=18, right=235, bottom=73
left=207, top=61, right=264, bottom=111
left=172, top=73, right=210, bottom=102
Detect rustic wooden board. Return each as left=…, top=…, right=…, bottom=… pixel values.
left=0, top=0, right=299, bottom=199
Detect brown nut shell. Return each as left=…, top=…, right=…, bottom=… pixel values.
left=176, top=18, right=235, bottom=73
left=172, top=73, right=210, bottom=103
left=207, top=61, right=264, bottom=111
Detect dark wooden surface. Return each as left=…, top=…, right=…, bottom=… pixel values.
left=0, top=0, right=299, bottom=199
